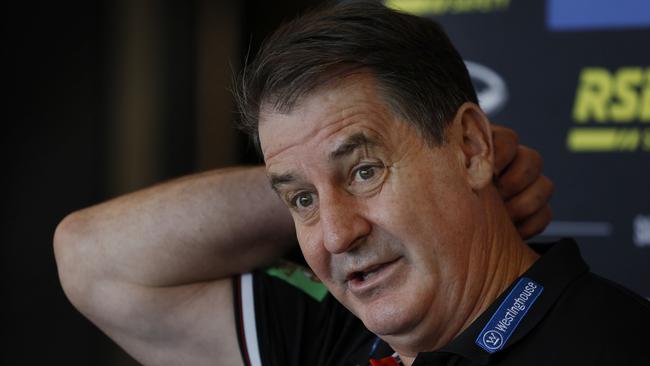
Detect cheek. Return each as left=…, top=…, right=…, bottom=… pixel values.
left=375, top=171, right=474, bottom=261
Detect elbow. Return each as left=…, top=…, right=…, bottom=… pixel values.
left=53, top=211, right=95, bottom=310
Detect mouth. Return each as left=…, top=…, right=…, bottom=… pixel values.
left=345, top=257, right=402, bottom=294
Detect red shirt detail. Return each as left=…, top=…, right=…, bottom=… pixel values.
left=369, top=356, right=400, bottom=366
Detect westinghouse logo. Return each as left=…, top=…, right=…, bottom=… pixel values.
left=493, top=281, right=537, bottom=332
left=481, top=330, right=503, bottom=350
left=567, top=66, right=650, bottom=152
left=384, top=0, right=510, bottom=16
left=476, top=278, right=543, bottom=353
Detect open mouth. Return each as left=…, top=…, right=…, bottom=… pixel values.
left=350, top=263, right=384, bottom=282
left=347, top=257, right=401, bottom=284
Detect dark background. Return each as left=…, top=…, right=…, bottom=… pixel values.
left=3, top=1, right=320, bottom=364
left=3, top=0, right=648, bottom=364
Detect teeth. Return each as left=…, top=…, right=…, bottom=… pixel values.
left=350, top=258, right=400, bottom=284
left=361, top=270, right=375, bottom=281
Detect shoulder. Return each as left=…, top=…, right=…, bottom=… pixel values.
left=562, top=272, right=650, bottom=318
left=543, top=272, right=650, bottom=362
left=235, top=263, right=376, bottom=366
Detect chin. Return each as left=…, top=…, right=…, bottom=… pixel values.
left=358, top=292, right=427, bottom=337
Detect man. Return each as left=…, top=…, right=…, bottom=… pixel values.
left=53, top=2, right=648, bottom=366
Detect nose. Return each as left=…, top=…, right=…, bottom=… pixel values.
left=319, top=190, right=371, bottom=254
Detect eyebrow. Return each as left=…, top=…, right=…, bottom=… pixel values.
left=269, top=133, right=378, bottom=193
left=269, top=172, right=296, bottom=193
left=329, top=132, right=376, bottom=161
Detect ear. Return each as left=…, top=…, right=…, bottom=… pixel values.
left=452, top=102, right=495, bottom=191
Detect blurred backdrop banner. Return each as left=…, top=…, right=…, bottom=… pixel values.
left=386, top=0, right=650, bottom=297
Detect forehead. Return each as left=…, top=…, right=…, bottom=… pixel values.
left=259, top=73, right=400, bottom=163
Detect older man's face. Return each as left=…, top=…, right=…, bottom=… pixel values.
left=259, top=74, right=483, bottom=344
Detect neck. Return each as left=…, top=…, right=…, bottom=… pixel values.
left=398, top=187, right=539, bottom=366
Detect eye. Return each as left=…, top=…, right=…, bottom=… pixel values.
left=348, top=162, right=387, bottom=195
left=354, top=166, right=375, bottom=181
left=291, top=191, right=315, bottom=209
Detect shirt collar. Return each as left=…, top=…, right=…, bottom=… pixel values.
left=414, top=238, right=589, bottom=365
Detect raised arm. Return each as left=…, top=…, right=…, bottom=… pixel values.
left=54, top=166, right=293, bottom=365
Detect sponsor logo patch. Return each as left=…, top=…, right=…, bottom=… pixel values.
left=385, top=0, right=510, bottom=16
left=266, top=261, right=328, bottom=301
left=547, top=0, right=650, bottom=31
left=568, top=66, right=650, bottom=152
left=466, top=61, right=509, bottom=116
left=476, top=277, right=543, bottom=353
left=633, top=214, right=650, bottom=247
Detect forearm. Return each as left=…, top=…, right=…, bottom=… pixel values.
left=54, top=166, right=295, bottom=290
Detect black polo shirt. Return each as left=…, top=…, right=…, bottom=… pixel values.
left=412, top=238, right=650, bottom=365
left=233, top=238, right=650, bottom=365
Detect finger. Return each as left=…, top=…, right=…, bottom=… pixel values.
left=505, top=175, right=554, bottom=222
left=492, top=125, right=519, bottom=175
left=497, top=146, right=543, bottom=200
left=516, top=205, right=553, bottom=240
